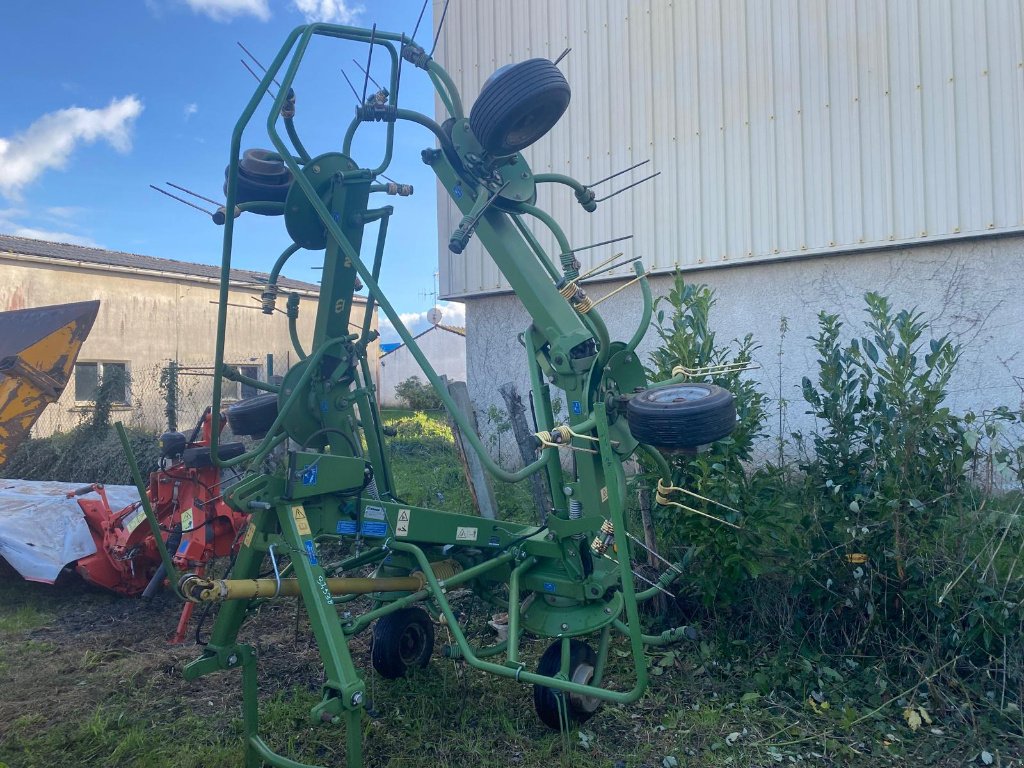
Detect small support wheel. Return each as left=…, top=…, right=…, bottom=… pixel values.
left=626, top=382, right=736, bottom=450
left=371, top=607, right=435, bottom=679
left=533, top=639, right=601, bottom=730
left=469, top=58, right=571, bottom=156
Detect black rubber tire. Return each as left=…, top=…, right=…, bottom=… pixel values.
left=240, top=148, right=288, bottom=178
left=626, top=383, right=736, bottom=450
left=469, top=58, right=571, bottom=156
left=225, top=393, right=278, bottom=437
left=182, top=442, right=246, bottom=468
left=371, top=607, right=435, bottom=679
left=224, top=148, right=292, bottom=205
left=533, top=639, right=600, bottom=730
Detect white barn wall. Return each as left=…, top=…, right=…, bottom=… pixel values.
left=467, top=237, right=1024, bottom=464
left=434, top=0, right=1024, bottom=297
left=379, top=326, right=467, bottom=407
left=431, top=0, right=1024, bottom=460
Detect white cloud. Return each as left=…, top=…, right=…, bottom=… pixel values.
left=184, top=102, right=198, bottom=120
left=5, top=226, right=98, bottom=247
left=292, top=0, right=361, bottom=24
left=0, top=96, right=144, bottom=199
left=0, top=208, right=98, bottom=247
left=184, top=0, right=270, bottom=21
left=378, top=301, right=466, bottom=345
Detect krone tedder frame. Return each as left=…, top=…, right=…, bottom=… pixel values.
left=126, top=22, right=744, bottom=768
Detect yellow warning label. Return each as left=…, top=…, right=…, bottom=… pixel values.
left=292, top=505, right=312, bottom=536
left=242, top=524, right=256, bottom=548
left=181, top=508, right=194, bottom=532
left=600, top=486, right=609, bottom=503
left=124, top=508, right=146, bottom=534
left=396, top=508, right=411, bottom=537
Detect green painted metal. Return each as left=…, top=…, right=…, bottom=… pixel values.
left=161, top=21, right=707, bottom=768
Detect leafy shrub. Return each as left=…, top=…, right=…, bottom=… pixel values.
left=394, top=376, right=443, bottom=411
left=796, top=294, right=1024, bottom=668
left=2, top=424, right=161, bottom=485
left=641, top=276, right=787, bottom=605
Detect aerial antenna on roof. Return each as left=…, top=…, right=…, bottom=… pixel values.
left=430, top=0, right=451, bottom=58
left=553, top=47, right=571, bottom=66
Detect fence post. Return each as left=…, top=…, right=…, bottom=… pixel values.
left=444, top=379, right=498, bottom=520
left=499, top=382, right=551, bottom=523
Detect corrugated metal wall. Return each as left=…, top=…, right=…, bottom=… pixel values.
left=433, top=0, right=1024, bottom=299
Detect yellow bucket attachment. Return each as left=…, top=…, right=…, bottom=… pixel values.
left=0, top=300, right=100, bottom=465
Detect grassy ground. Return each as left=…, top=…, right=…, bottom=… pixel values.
left=0, top=412, right=1019, bottom=767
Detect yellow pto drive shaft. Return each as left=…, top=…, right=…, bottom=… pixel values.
left=178, top=559, right=462, bottom=603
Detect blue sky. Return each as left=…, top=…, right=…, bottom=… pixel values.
left=0, top=0, right=463, bottom=341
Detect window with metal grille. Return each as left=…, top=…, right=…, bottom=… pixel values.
left=74, top=362, right=130, bottom=404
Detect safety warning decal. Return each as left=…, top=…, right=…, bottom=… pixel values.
left=456, top=526, right=478, bottom=542
left=181, top=508, right=194, bottom=532
left=124, top=508, right=146, bottom=534
left=242, top=524, right=256, bottom=548
left=395, top=508, right=411, bottom=537
left=292, top=505, right=312, bottom=537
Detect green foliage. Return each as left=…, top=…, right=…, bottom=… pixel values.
left=394, top=375, right=443, bottom=411
left=1, top=424, right=161, bottom=485
left=642, top=275, right=785, bottom=605
left=640, top=283, right=1023, bottom=731
left=159, top=361, right=178, bottom=432
left=796, top=293, right=1024, bottom=666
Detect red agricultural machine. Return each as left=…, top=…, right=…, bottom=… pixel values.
left=72, top=408, right=250, bottom=642
left=0, top=406, right=249, bottom=644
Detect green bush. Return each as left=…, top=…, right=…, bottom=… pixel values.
left=1, top=424, right=161, bottom=485
left=641, top=276, right=791, bottom=605
left=394, top=376, right=443, bottom=411
left=796, top=294, right=1024, bottom=665
left=639, top=281, right=1023, bottom=731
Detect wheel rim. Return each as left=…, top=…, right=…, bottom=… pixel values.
left=567, top=662, right=600, bottom=714
left=647, top=384, right=709, bottom=404
left=398, top=623, right=425, bottom=664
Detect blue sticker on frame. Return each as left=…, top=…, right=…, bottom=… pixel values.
left=304, top=540, right=318, bottom=565
left=572, top=401, right=582, bottom=415
left=302, top=464, right=318, bottom=486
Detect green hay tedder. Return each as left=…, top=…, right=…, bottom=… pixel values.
left=123, top=19, right=746, bottom=768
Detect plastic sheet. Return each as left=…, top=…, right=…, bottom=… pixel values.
left=0, top=480, right=139, bottom=583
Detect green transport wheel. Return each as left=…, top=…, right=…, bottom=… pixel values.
left=533, top=639, right=601, bottom=730
left=371, top=607, right=435, bottom=679
left=626, top=382, right=736, bottom=450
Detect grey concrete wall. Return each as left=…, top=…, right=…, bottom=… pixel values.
left=379, top=326, right=467, bottom=408
left=466, top=236, right=1024, bottom=464
left=0, top=259, right=376, bottom=435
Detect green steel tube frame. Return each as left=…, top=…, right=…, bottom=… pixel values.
left=168, top=22, right=700, bottom=768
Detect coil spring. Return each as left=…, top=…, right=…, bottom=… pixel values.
left=569, top=499, right=582, bottom=520
left=366, top=476, right=381, bottom=500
